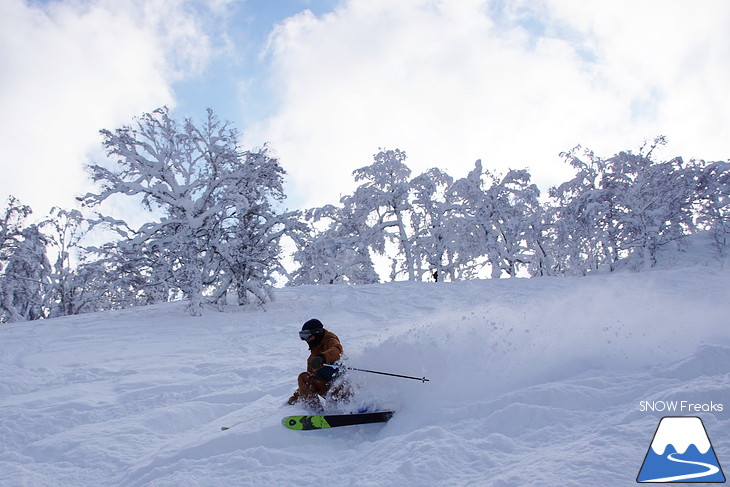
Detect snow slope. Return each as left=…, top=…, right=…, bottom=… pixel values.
left=2, top=252, right=729, bottom=485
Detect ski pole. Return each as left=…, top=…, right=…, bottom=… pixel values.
left=324, top=364, right=429, bottom=382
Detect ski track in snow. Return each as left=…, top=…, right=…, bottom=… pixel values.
left=644, top=452, right=721, bottom=482
left=1, top=250, right=730, bottom=485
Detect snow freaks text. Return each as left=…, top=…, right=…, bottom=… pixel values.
left=639, top=401, right=724, bottom=413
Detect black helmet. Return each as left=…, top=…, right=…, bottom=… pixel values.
left=299, top=319, right=324, bottom=340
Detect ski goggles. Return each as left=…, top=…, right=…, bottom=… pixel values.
left=299, top=330, right=320, bottom=340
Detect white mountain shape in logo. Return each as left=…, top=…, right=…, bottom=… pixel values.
left=650, top=417, right=711, bottom=455
left=638, top=416, right=725, bottom=483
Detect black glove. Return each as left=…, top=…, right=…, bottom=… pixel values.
left=287, top=390, right=299, bottom=405
left=308, top=354, right=325, bottom=371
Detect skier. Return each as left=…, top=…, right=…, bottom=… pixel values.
left=287, top=319, right=351, bottom=411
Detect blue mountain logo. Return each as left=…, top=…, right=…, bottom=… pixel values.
left=637, top=416, right=725, bottom=483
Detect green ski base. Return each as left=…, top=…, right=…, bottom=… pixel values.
left=282, top=411, right=394, bottom=430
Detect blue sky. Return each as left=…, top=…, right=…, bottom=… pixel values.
left=2, top=0, right=729, bottom=218
left=172, top=0, right=340, bottom=126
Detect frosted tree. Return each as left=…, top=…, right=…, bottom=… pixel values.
left=83, top=238, right=171, bottom=310
left=0, top=199, right=104, bottom=321
left=449, top=161, right=540, bottom=278
left=548, top=146, right=622, bottom=274
left=694, top=160, right=730, bottom=258
left=290, top=203, right=379, bottom=285
left=409, top=168, right=453, bottom=281
left=549, top=138, right=698, bottom=273
left=211, top=150, right=291, bottom=306
left=81, top=107, right=288, bottom=315
left=351, top=149, right=417, bottom=281
left=529, top=204, right=557, bottom=277
left=449, top=161, right=499, bottom=278
left=0, top=197, right=32, bottom=263
left=43, top=208, right=93, bottom=317
left=0, top=197, right=36, bottom=322
left=294, top=158, right=493, bottom=284
left=409, top=168, right=483, bottom=281
left=485, top=169, right=542, bottom=277
left=607, top=147, right=695, bottom=269
left=1, top=224, right=53, bottom=322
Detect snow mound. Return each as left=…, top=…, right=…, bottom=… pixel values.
left=1, top=264, right=729, bottom=486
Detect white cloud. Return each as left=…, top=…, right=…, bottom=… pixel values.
left=543, top=0, right=730, bottom=160
left=3, top=0, right=726, bottom=217
left=0, top=0, right=213, bottom=215
left=251, top=0, right=730, bottom=209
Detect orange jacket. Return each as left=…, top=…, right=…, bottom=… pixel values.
left=307, top=329, right=343, bottom=374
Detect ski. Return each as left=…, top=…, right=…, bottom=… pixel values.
left=282, top=411, right=394, bottom=430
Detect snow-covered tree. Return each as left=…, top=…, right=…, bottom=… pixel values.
left=0, top=196, right=31, bottom=260
left=409, top=168, right=454, bottom=281
left=449, top=161, right=540, bottom=278
left=1, top=224, right=53, bottom=322
left=81, top=107, right=288, bottom=315
left=609, top=152, right=695, bottom=269
left=449, top=161, right=497, bottom=278
left=486, top=168, right=542, bottom=277
left=548, top=146, right=622, bottom=274
left=290, top=140, right=724, bottom=284
left=0, top=198, right=42, bottom=322
left=694, top=160, right=730, bottom=258
left=351, top=149, right=417, bottom=281
left=296, top=154, right=544, bottom=283
left=211, top=149, right=292, bottom=306
left=84, top=239, right=171, bottom=310
left=0, top=199, right=106, bottom=321
left=290, top=203, right=379, bottom=285
left=409, top=168, right=484, bottom=281
left=42, top=207, right=93, bottom=317
left=529, top=204, right=557, bottom=277
left=548, top=138, right=698, bottom=273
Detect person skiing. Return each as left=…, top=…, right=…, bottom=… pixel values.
left=287, top=318, right=350, bottom=410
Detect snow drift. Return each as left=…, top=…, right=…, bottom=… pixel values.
left=1, top=246, right=729, bottom=486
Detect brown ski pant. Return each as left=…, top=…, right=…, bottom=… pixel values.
left=290, top=372, right=352, bottom=410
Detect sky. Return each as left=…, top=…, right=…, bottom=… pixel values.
left=1, top=0, right=729, bottom=219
